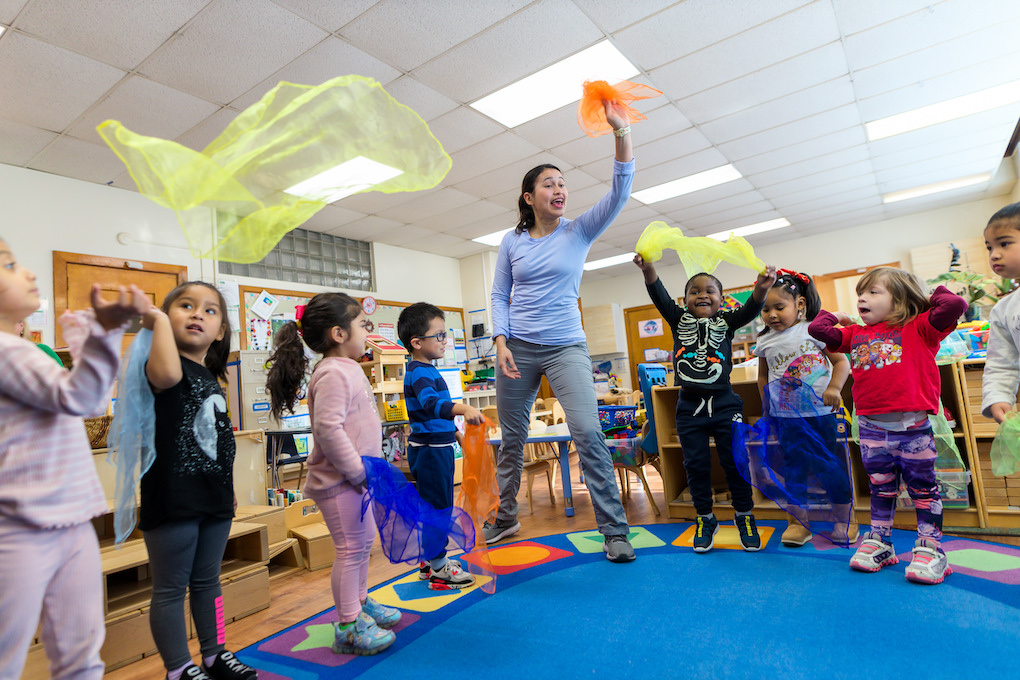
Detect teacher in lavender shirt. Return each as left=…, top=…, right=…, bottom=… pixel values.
left=485, top=100, right=636, bottom=563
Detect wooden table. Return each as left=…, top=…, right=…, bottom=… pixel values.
left=487, top=434, right=575, bottom=517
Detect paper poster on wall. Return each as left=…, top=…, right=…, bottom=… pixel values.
left=438, top=367, right=463, bottom=399
left=377, top=323, right=395, bottom=342
left=249, top=290, right=279, bottom=320
left=638, top=318, right=664, bottom=338
left=644, top=348, right=671, bottom=362
left=248, top=318, right=271, bottom=351
left=27, top=298, right=48, bottom=328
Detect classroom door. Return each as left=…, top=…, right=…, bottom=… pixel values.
left=624, top=303, right=673, bottom=391
left=54, top=251, right=187, bottom=353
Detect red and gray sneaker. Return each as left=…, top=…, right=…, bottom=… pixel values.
left=428, top=559, right=475, bottom=590
left=905, top=539, right=953, bottom=585
left=417, top=562, right=430, bottom=580
left=849, top=533, right=900, bottom=572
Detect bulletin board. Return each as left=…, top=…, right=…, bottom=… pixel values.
left=721, top=285, right=754, bottom=312
left=237, top=284, right=465, bottom=352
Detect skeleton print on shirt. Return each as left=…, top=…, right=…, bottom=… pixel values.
left=675, top=311, right=729, bottom=384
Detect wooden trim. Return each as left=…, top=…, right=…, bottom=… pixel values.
left=52, top=251, right=188, bottom=339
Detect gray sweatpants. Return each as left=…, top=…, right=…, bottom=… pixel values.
left=495, top=338, right=629, bottom=536
left=143, top=516, right=231, bottom=670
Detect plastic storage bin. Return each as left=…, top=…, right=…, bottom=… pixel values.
left=598, top=405, right=637, bottom=430
left=606, top=436, right=641, bottom=466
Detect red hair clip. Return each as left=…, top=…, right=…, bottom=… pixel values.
left=777, top=268, right=811, bottom=285
left=294, top=304, right=305, bottom=334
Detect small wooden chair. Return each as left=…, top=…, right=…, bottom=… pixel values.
left=523, top=444, right=555, bottom=514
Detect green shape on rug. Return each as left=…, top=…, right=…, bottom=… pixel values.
left=566, top=527, right=665, bottom=553
left=291, top=623, right=336, bottom=652
left=949, top=549, right=1020, bottom=572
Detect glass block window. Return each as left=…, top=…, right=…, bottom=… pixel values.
left=220, top=229, right=374, bottom=291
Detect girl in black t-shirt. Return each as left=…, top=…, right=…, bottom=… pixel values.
left=140, top=282, right=257, bottom=680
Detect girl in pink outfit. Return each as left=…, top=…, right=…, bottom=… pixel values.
left=0, top=236, right=147, bottom=680
left=267, top=293, right=400, bottom=657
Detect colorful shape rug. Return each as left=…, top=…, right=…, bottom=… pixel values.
left=238, top=522, right=1020, bottom=679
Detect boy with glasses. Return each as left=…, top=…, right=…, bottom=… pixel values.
left=397, top=303, right=485, bottom=589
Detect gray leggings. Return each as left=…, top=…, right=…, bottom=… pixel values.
left=495, top=338, right=629, bottom=535
left=143, top=517, right=231, bottom=670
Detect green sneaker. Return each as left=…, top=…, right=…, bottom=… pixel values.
left=332, top=612, right=395, bottom=656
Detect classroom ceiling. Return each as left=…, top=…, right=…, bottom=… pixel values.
left=1, top=0, right=1019, bottom=279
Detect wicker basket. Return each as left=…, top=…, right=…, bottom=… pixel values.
left=84, top=415, right=112, bottom=449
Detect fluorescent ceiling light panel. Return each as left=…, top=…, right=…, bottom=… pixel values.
left=284, top=156, right=403, bottom=203
left=707, top=218, right=790, bottom=241
left=470, top=41, right=639, bottom=128
left=472, top=227, right=514, bottom=246
left=583, top=252, right=635, bottom=271
left=866, top=80, right=1020, bottom=141
left=631, top=165, right=743, bottom=204
left=882, top=173, right=991, bottom=204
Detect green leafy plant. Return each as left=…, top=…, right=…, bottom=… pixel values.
left=926, top=271, right=1006, bottom=307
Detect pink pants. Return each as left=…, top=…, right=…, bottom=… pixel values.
left=315, top=487, right=376, bottom=622
left=0, top=519, right=105, bottom=680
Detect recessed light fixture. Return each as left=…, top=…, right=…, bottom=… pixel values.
left=472, top=226, right=515, bottom=247
left=0, top=25, right=6, bottom=38
left=865, top=80, right=1020, bottom=141
left=881, top=172, right=991, bottom=204
left=470, top=41, right=639, bottom=128
left=583, top=252, right=636, bottom=271
left=706, top=218, right=790, bottom=241
left=284, top=156, right=403, bottom=203
left=631, top=165, right=743, bottom=205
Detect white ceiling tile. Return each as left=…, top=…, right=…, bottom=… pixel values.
left=733, top=126, right=867, bottom=176
left=553, top=134, right=620, bottom=169
left=655, top=178, right=761, bottom=215
left=406, top=200, right=507, bottom=233
left=301, top=204, right=366, bottom=232
left=851, top=20, right=1020, bottom=101
left=798, top=205, right=885, bottom=232
left=513, top=104, right=588, bottom=150
left=783, top=193, right=883, bottom=222
left=454, top=153, right=575, bottom=200
left=699, top=78, right=855, bottom=142
left=175, top=108, right=239, bottom=151
left=0, top=32, right=125, bottom=131
left=651, top=2, right=840, bottom=97
left=632, top=127, right=713, bottom=169
left=627, top=147, right=731, bottom=191
left=0, top=0, right=28, bottom=24
left=340, top=0, right=530, bottom=73
left=445, top=133, right=543, bottom=185
left=759, top=161, right=875, bottom=199
left=871, top=130, right=1010, bottom=173
left=335, top=183, right=423, bottom=214
left=27, top=136, right=128, bottom=184
left=412, top=0, right=602, bottom=103
left=876, top=154, right=1002, bottom=190
left=106, top=172, right=137, bottom=191
left=666, top=189, right=767, bottom=223
left=139, top=0, right=328, bottom=105
left=0, top=119, right=57, bottom=165
left=375, top=187, right=478, bottom=223
left=398, top=232, right=469, bottom=255
left=328, top=215, right=403, bottom=241
left=683, top=201, right=780, bottom=232
left=773, top=184, right=880, bottom=212
left=614, top=0, right=814, bottom=70
left=857, top=61, right=1020, bottom=122
left=718, top=105, right=861, bottom=160
left=745, top=145, right=871, bottom=189
left=372, top=224, right=436, bottom=246
left=830, top=0, right=940, bottom=36
left=842, top=0, right=1013, bottom=71
left=66, top=75, right=219, bottom=145
left=673, top=42, right=848, bottom=124
left=271, top=0, right=379, bottom=31
left=570, top=0, right=675, bottom=34
left=866, top=107, right=1018, bottom=157
left=426, top=106, right=505, bottom=154
left=438, top=240, right=495, bottom=258
left=15, top=0, right=207, bottom=69
left=229, top=38, right=402, bottom=110
left=385, top=76, right=459, bottom=122
left=631, top=104, right=695, bottom=144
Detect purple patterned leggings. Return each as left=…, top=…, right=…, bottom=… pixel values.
left=859, top=420, right=942, bottom=546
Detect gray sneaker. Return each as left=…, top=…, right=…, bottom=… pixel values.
left=482, top=519, right=521, bottom=544
left=603, top=534, right=636, bottom=562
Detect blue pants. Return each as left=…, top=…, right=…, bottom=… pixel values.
left=495, top=338, right=629, bottom=536
left=407, top=444, right=455, bottom=561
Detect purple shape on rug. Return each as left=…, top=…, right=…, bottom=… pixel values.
left=904, top=539, right=1020, bottom=585
left=258, top=609, right=420, bottom=667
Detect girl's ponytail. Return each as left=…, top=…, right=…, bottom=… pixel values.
left=266, top=322, right=309, bottom=421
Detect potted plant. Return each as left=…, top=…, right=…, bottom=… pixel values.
left=927, top=244, right=1017, bottom=321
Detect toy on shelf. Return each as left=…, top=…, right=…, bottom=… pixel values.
left=361, top=334, right=408, bottom=416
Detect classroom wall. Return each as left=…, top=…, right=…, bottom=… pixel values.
left=579, top=167, right=1020, bottom=312
left=0, top=163, right=462, bottom=345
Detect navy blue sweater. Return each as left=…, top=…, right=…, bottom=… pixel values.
left=404, top=360, right=457, bottom=445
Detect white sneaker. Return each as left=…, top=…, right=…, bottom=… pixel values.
left=849, top=534, right=899, bottom=572
left=905, top=539, right=952, bottom=585
left=428, top=559, right=475, bottom=591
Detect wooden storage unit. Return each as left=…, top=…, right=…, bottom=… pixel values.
left=650, top=362, right=982, bottom=528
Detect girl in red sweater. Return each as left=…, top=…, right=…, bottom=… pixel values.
left=809, top=267, right=966, bottom=585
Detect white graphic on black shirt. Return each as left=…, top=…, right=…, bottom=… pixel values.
left=194, top=394, right=227, bottom=461
left=676, top=312, right=728, bottom=384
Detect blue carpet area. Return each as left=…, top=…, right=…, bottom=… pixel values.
left=239, top=522, right=1020, bottom=679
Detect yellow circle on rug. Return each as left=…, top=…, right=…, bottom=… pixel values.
left=674, top=524, right=775, bottom=550
left=489, top=545, right=550, bottom=566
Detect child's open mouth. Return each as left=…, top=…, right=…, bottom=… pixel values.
left=186, top=323, right=204, bottom=332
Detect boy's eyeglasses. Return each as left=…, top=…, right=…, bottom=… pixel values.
left=416, top=331, right=447, bottom=342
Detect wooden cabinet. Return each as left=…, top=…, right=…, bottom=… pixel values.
left=650, top=362, right=983, bottom=528
left=583, top=303, right=626, bottom=356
